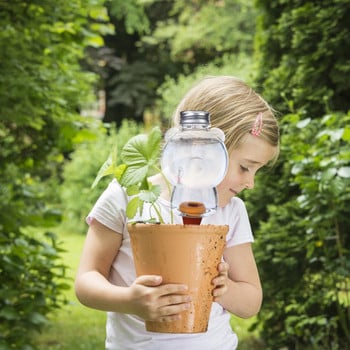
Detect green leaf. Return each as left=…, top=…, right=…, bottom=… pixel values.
left=0, top=307, right=17, bottom=320
left=291, top=162, right=304, bottom=175
left=85, top=34, right=104, bottom=48
left=114, top=163, right=127, bottom=181
left=126, top=185, right=140, bottom=196
left=147, top=127, right=162, bottom=161
left=120, top=164, right=149, bottom=186
left=337, top=167, right=350, bottom=178
left=120, top=127, right=162, bottom=186
left=121, top=134, right=150, bottom=165
left=91, top=147, right=118, bottom=188
left=122, top=127, right=161, bottom=165
left=126, top=196, right=141, bottom=219
left=139, top=185, right=161, bottom=203
left=296, top=118, right=311, bottom=129
left=329, top=129, right=344, bottom=142
left=342, top=126, right=350, bottom=141
left=321, top=168, right=337, bottom=181
left=29, top=312, right=47, bottom=325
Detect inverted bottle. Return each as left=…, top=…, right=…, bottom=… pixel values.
left=161, top=110, right=228, bottom=218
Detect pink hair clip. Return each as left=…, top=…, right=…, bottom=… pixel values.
left=251, top=112, right=263, bottom=136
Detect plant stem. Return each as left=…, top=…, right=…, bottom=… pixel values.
left=152, top=203, right=164, bottom=224
left=154, top=166, right=174, bottom=224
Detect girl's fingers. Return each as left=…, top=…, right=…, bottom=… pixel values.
left=134, top=276, right=189, bottom=296
left=218, top=261, right=229, bottom=273
left=134, top=275, right=163, bottom=287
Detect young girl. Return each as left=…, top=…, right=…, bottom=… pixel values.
left=75, top=76, right=280, bottom=349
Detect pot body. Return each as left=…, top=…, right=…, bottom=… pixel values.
left=128, top=224, right=228, bottom=333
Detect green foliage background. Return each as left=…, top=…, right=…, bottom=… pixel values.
left=246, top=1, right=350, bottom=348
left=254, top=0, right=350, bottom=117
left=245, top=112, right=350, bottom=349
left=0, top=0, right=107, bottom=348
left=60, top=120, right=142, bottom=234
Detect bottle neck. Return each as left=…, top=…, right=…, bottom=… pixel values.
left=180, top=123, right=209, bottom=131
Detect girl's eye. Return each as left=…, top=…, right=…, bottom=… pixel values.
left=240, top=165, right=249, bottom=172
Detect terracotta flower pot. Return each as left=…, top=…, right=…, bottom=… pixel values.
left=128, top=223, right=228, bottom=333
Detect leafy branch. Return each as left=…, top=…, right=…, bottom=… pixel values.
left=92, top=127, right=171, bottom=223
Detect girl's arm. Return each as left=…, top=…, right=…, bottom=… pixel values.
left=74, top=219, right=192, bottom=322
left=212, top=243, right=262, bottom=318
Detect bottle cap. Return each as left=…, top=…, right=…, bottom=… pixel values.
left=180, top=111, right=210, bottom=128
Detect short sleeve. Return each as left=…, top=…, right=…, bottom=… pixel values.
left=226, top=197, right=254, bottom=247
left=203, top=197, right=254, bottom=248
left=86, top=179, right=127, bottom=234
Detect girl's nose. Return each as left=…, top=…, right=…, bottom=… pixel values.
left=245, top=176, right=255, bottom=190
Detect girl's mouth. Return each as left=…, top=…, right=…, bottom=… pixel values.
left=230, top=189, right=238, bottom=196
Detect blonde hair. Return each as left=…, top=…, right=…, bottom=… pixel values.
left=173, top=76, right=280, bottom=161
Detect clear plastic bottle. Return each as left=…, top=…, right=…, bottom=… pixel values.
left=161, top=110, right=228, bottom=217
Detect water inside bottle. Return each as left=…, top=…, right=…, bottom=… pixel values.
left=161, top=138, right=227, bottom=188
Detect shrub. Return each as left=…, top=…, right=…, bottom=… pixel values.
left=254, top=0, right=350, bottom=117
left=60, top=119, right=142, bottom=234
left=0, top=231, right=68, bottom=350
left=0, top=1, right=107, bottom=348
left=247, top=112, right=350, bottom=349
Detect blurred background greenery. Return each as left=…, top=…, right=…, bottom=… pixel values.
left=1, top=0, right=349, bottom=349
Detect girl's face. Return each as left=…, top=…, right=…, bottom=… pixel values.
left=217, top=133, right=277, bottom=207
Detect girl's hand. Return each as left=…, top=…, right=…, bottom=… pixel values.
left=128, top=275, right=192, bottom=322
left=212, top=261, right=229, bottom=302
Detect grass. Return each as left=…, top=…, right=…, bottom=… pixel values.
left=33, top=229, right=263, bottom=349
left=231, top=315, right=264, bottom=350
left=33, top=229, right=106, bottom=349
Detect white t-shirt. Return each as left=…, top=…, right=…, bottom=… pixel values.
left=87, top=179, right=254, bottom=350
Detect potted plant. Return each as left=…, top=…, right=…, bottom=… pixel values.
left=93, top=126, right=228, bottom=333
